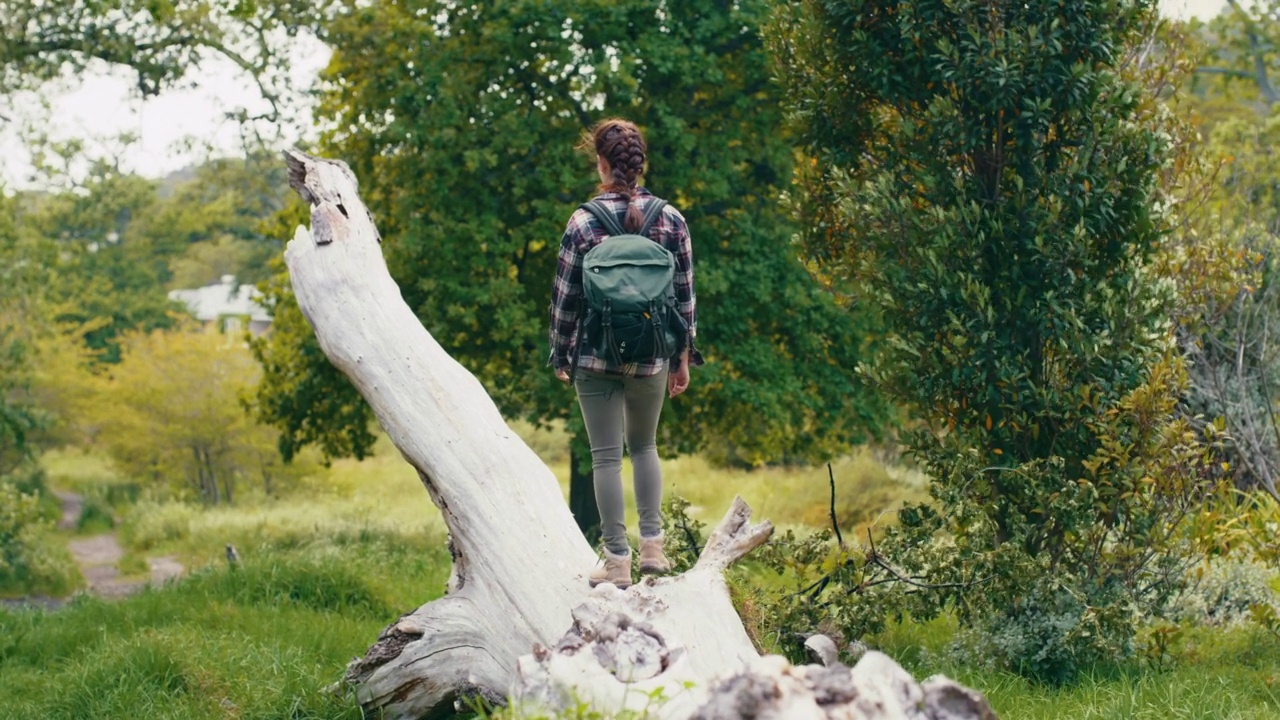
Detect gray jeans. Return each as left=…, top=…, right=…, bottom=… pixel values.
left=575, top=368, right=668, bottom=556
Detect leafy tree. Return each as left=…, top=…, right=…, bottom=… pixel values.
left=251, top=0, right=891, bottom=537
left=13, top=166, right=178, bottom=362
left=0, top=329, right=44, bottom=476
left=771, top=0, right=1218, bottom=681
left=92, top=326, right=299, bottom=505
left=1192, top=0, right=1280, bottom=111
left=0, top=194, right=51, bottom=474
left=1, top=0, right=332, bottom=111
left=146, top=154, right=293, bottom=288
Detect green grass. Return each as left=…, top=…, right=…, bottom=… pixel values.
left=866, top=614, right=1280, bottom=719
left=0, top=534, right=450, bottom=720
left=42, top=448, right=136, bottom=500
left=512, top=420, right=929, bottom=540
left=20, top=433, right=1280, bottom=719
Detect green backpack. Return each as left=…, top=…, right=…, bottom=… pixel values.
left=575, top=199, right=685, bottom=368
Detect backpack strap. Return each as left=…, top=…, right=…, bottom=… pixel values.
left=580, top=198, right=669, bottom=238
left=580, top=201, right=626, bottom=237
left=638, top=199, right=668, bottom=238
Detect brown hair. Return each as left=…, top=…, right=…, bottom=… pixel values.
left=587, top=118, right=647, bottom=232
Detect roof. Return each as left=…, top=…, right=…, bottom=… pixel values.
left=168, top=275, right=271, bottom=323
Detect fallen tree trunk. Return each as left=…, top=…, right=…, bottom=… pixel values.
left=282, top=150, right=996, bottom=719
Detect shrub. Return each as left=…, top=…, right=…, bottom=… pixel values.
left=76, top=493, right=116, bottom=534
left=119, top=501, right=195, bottom=550
left=0, top=477, right=79, bottom=595
left=1171, top=558, right=1280, bottom=628
left=770, top=0, right=1220, bottom=681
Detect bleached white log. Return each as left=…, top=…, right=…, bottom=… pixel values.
left=283, top=149, right=996, bottom=720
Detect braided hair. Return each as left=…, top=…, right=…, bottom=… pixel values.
left=590, top=119, right=648, bottom=232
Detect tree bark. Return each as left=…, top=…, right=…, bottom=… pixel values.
left=282, top=149, right=996, bottom=720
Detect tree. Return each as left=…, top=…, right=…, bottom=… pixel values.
left=771, top=0, right=1216, bottom=681
left=1, top=0, right=333, bottom=115
left=0, top=328, right=42, bottom=478
left=12, top=166, right=179, bottom=362
left=1193, top=0, right=1280, bottom=109
left=0, top=194, right=52, bottom=474
left=146, top=154, right=293, bottom=288
left=251, top=0, right=891, bottom=537
left=91, top=326, right=291, bottom=505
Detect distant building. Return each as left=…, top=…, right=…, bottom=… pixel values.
left=168, top=275, right=272, bottom=336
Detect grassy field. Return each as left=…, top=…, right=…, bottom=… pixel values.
left=3, top=427, right=1278, bottom=718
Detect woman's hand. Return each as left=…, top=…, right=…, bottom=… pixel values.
left=556, top=368, right=570, bottom=383
left=668, top=358, right=690, bottom=398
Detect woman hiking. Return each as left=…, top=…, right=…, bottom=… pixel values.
left=548, top=118, right=702, bottom=589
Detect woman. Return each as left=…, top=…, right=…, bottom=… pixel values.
left=548, top=118, right=702, bottom=589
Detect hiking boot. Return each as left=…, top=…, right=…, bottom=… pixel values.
left=588, top=548, right=633, bottom=589
left=639, top=533, right=672, bottom=575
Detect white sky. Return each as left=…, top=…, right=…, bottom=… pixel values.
left=0, top=0, right=1232, bottom=191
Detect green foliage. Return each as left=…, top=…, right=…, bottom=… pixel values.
left=0, top=0, right=333, bottom=104
left=180, top=555, right=390, bottom=618
left=119, top=501, right=200, bottom=552
left=660, top=495, right=706, bottom=574
left=1163, top=81, right=1280, bottom=496
left=92, top=327, right=306, bottom=505
left=0, top=474, right=79, bottom=596
left=75, top=494, right=117, bottom=535
left=0, top=478, right=42, bottom=575
left=251, top=0, right=890, bottom=467
left=1170, top=558, right=1280, bottom=628
left=751, top=526, right=894, bottom=662
left=5, top=168, right=179, bottom=363
left=771, top=0, right=1219, bottom=681
left=148, top=154, right=294, bottom=288
left=0, top=327, right=45, bottom=473
left=871, top=615, right=1280, bottom=718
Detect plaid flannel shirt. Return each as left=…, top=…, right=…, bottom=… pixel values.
left=548, top=189, right=703, bottom=377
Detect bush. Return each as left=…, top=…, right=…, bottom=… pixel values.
left=955, top=579, right=1139, bottom=685
left=0, top=477, right=79, bottom=595
left=119, top=501, right=195, bottom=550
left=1171, top=559, right=1280, bottom=628
left=769, top=1, right=1223, bottom=681
left=76, top=493, right=116, bottom=534
left=4, top=464, right=60, bottom=524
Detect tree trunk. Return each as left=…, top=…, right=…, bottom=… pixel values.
left=282, top=150, right=996, bottom=720
left=568, top=428, right=601, bottom=545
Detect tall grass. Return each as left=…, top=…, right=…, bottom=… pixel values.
left=509, top=420, right=929, bottom=539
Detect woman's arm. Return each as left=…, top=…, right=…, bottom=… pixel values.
left=548, top=225, right=584, bottom=373
left=668, top=209, right=703, bottom=371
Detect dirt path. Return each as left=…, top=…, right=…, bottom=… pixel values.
left=3, top=491, right=185, bottom=611
left=58, top=492, right=185, bottom=600
left=53, top=490, right=81, bottom=530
